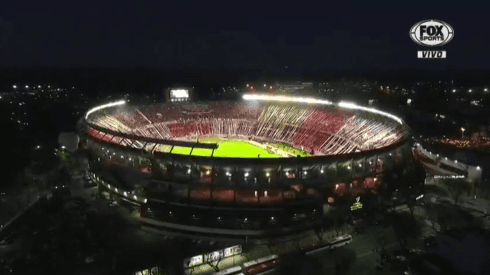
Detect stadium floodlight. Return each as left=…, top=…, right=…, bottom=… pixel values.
left=85, top=100, right=126, bottom=120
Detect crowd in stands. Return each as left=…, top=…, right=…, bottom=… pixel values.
left=89, top=101, right=409, bottom=156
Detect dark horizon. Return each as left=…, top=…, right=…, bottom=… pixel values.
left=2, top=66, right=490, bottom=89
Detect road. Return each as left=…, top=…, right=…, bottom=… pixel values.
left=182, top=210, right=436, bottom=275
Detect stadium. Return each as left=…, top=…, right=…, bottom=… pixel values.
left=79, top=93, right=418, bottom=241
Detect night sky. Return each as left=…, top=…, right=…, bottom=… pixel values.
left=0, top=1, right=488, bottom=74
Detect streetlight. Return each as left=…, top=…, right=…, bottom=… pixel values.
left=13, top=85, right=17, bottom=89
left=461, top=127, right=465, bottom=138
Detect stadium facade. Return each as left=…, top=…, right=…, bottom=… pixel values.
left=78, top=95, right=420, bottom=242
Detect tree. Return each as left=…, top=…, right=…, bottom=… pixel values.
left=204, top=256, right=223, bottom=272
left=425, top=184, right=449, bottom=197
left=374, top=226, right=390, bottom=256
left=329, top=206, right=348, bottom=237
left=440, top=178, right=469, bottom=205
left=391, top=212, right=423, bottom=247
left=292, top=235, right=302, bottom=251
left=313, top=224, right=327, bottom=241
left=331, top=247, right=357, bottom=275
left=279, top=252, right=323, bottom=275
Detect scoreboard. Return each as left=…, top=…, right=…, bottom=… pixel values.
left=166, top=87, right=193, bottom=102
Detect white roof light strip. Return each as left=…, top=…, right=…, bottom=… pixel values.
left=242, top=94, right=403, bottom=125
left=85, top=100, right=126, bottom=120
left=243, top=94, right=333, bottom=105
left=338, top=101, right=403, bottom=125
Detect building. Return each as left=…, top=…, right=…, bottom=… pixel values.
left=78, top=95, right=420, bottom=242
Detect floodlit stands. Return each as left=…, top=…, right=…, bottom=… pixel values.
left=87, top=101, right=408, bottom=155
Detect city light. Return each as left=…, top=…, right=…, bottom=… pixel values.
left=13, top=85, right=17, bottom=89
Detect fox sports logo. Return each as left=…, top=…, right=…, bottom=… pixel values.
left=410, top=19, right=454, bottom=46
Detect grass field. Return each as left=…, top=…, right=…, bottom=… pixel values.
left=161, top=137, right=282, bottom=158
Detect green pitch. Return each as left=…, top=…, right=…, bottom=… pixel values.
left=167, top=137, right=282, bottom=158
